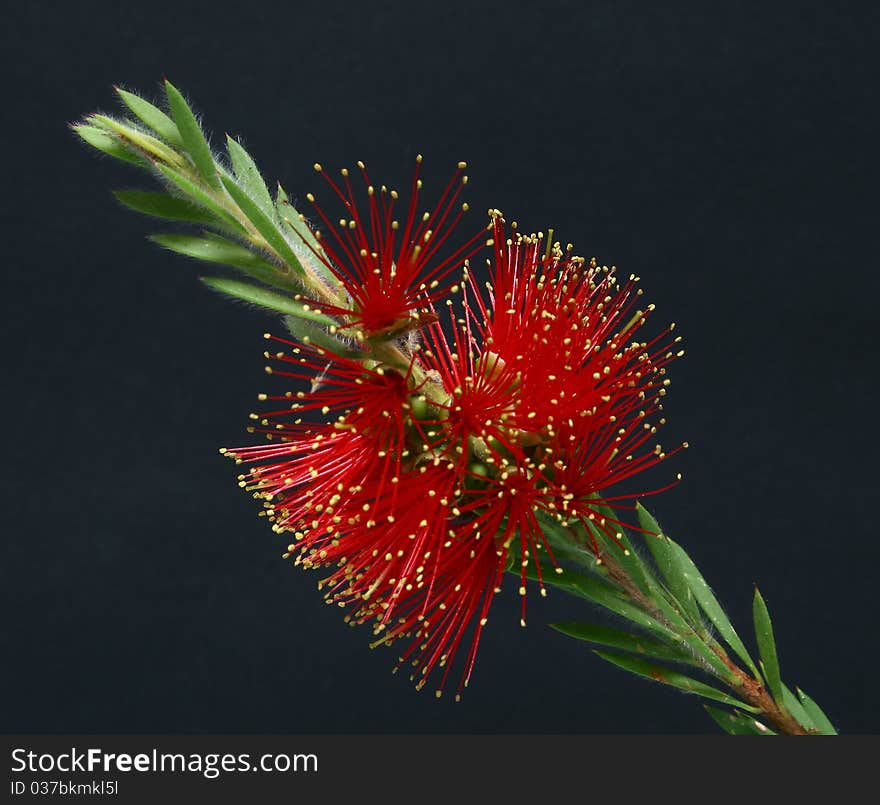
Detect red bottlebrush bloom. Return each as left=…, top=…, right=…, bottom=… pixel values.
left=224, top=211, right=684, bottom=699
left=295, top=157, right=487, bottom=339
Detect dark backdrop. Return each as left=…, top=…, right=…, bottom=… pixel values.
left=3, top=1, right=877, bottom=734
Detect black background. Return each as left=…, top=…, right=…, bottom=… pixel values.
left=3, top=1, right=878, bottom=734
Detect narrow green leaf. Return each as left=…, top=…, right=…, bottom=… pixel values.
left=226, top=135, right=275, bottom=215
left=532, top=516, right=718, bottom=668
left=523, top=560, right=682, bottom=647
left=73, top=124, right=147, bottom=166
left=580, top=500, right=656, bottom=596
left=90, top=114, right=183, bottom=166
left=753, top=587, right=784, bottom=705
left=115, top=88, right=183, bottom=146
left=276, top=184, right=338, bottom=289
left=796, top=687, right=838, bottom=735
left=636, top=503, right=703, bottom=626
left=594, top=650, right=761, bottom=712
left=536, top=511, right=734, bottom=682
left=641, top=588, right=737, bottom=682
left=221, top=175, right=305, bottom=276
left=156, top=164, right=247, bottom=234
left=151, top=233, right=298, bottom=292
left=113, top=191, right=219, bottom=225
left=200, top=277, right=335, bottom=325
left=164, top=80, right=220, bottom=188
left=781, top=683, right=816, bottom=732
left=551, top=621, right=697, bottom=665
left=667, top=538, right=761, bottom=678
left=276, top=183, right=323, bottom=254
left=534, top=510, right=607, bottom=568
left=282, top=316, right=363, bottom=359
left=704, top=706, right=776, bottom=735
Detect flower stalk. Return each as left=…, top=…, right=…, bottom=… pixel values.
left=73, top=81, right=838, bottom=734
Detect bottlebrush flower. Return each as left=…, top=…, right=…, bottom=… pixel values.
left=297, top=156, right=487, bottom=339
left=223, top=211, right=685, bottom=699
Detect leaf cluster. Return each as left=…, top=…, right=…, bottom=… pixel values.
left=74, top=82, right=348, bottom=344
left=533, top=504, right=836, bottom=735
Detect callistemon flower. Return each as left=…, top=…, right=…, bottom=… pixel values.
left=464, top=214, right=687, bottom=545
left=298, top=156, right=486, bottom=338
left=224, top=210, right=685, bottom=699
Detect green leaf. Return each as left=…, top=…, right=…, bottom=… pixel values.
left=200, top=277, right=335, bottom=325
left=156, top=164, right=247, bottom=234
left=666, top=537, right=761, bottom=678
left=551, top=622, right=697, bottom=665
left=113, top=191, right=219, bottom=225
left=594, top=650, right=760, bottom=711
left=221, top=175, right=305, bottom=276
left=781, top=683, right=816, bottom=732
left=276, top=184, right=338, bottom=288
left=636, top=503, right=703, bottom=626
left=115, top=88, right=183, bottom=146
left=536, top=511, right=735, bottom=682
left=704, top=706, right=776, bottom=735
left=796, top=687, right=838, bottom=735
left=640, top=588, right=737, bottom=683
left=73, top=124, right=147, bottom=166
left=151, top=233, right=299, bottom=291
left=579, top=499, right=656, bottom=596
left=90, top=114, right=182, bottom=166
left=226, top=135, right=275, bottom=216
left=282, top=316, right=363, bottom=359
left=524, top=560, right=682, bottom=647
left=534, top=510, right=607, bottom=568
left=752, top=587, right=784, bottom=705
left=164, top=80, right=220, bottom=189
left=276, top=184, right=323, bottom=256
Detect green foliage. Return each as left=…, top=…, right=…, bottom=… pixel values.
left=113, top=191, right=219, bottom=225
left=89, top=114, right=182, bottom=166
left=200, top=277, right=334, bottom=325
left=282, top=316, right=364, bottom=359
left=226, top=135, right=275, bottom=215
left=221, top=176, right=305, bottom=276
left=704, top=706, right=775, bottom=735
left=155, top=164, right=246, bottom=234
left=636, top=503, right=703, bottom=626
left=76, top=81, right=342, bottom=329
left=275, top=184, right=336, bottom=287
left=551, top=621, right=698, bottom=665
left=524, top=559, right=683, bottom=648
left=664, top=536, right=760, bottom=678
left=581, top=497, right=656, bottom=596
left=276, top=184, right=323, bottom=254
left=151, top=233, right=299, bottom=291
left=780, top=683, right=816, bottom=732
left=593, top=651, right=759, bottom=712
left=163, top=80, right=221, bottom=188
left=796, top=688, right=837, bottom=735
left=115, top=88, right=183, bottom=147
left=73, top=124, right=146, bottom=165
left=752, top=587, right=784, bottom=705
